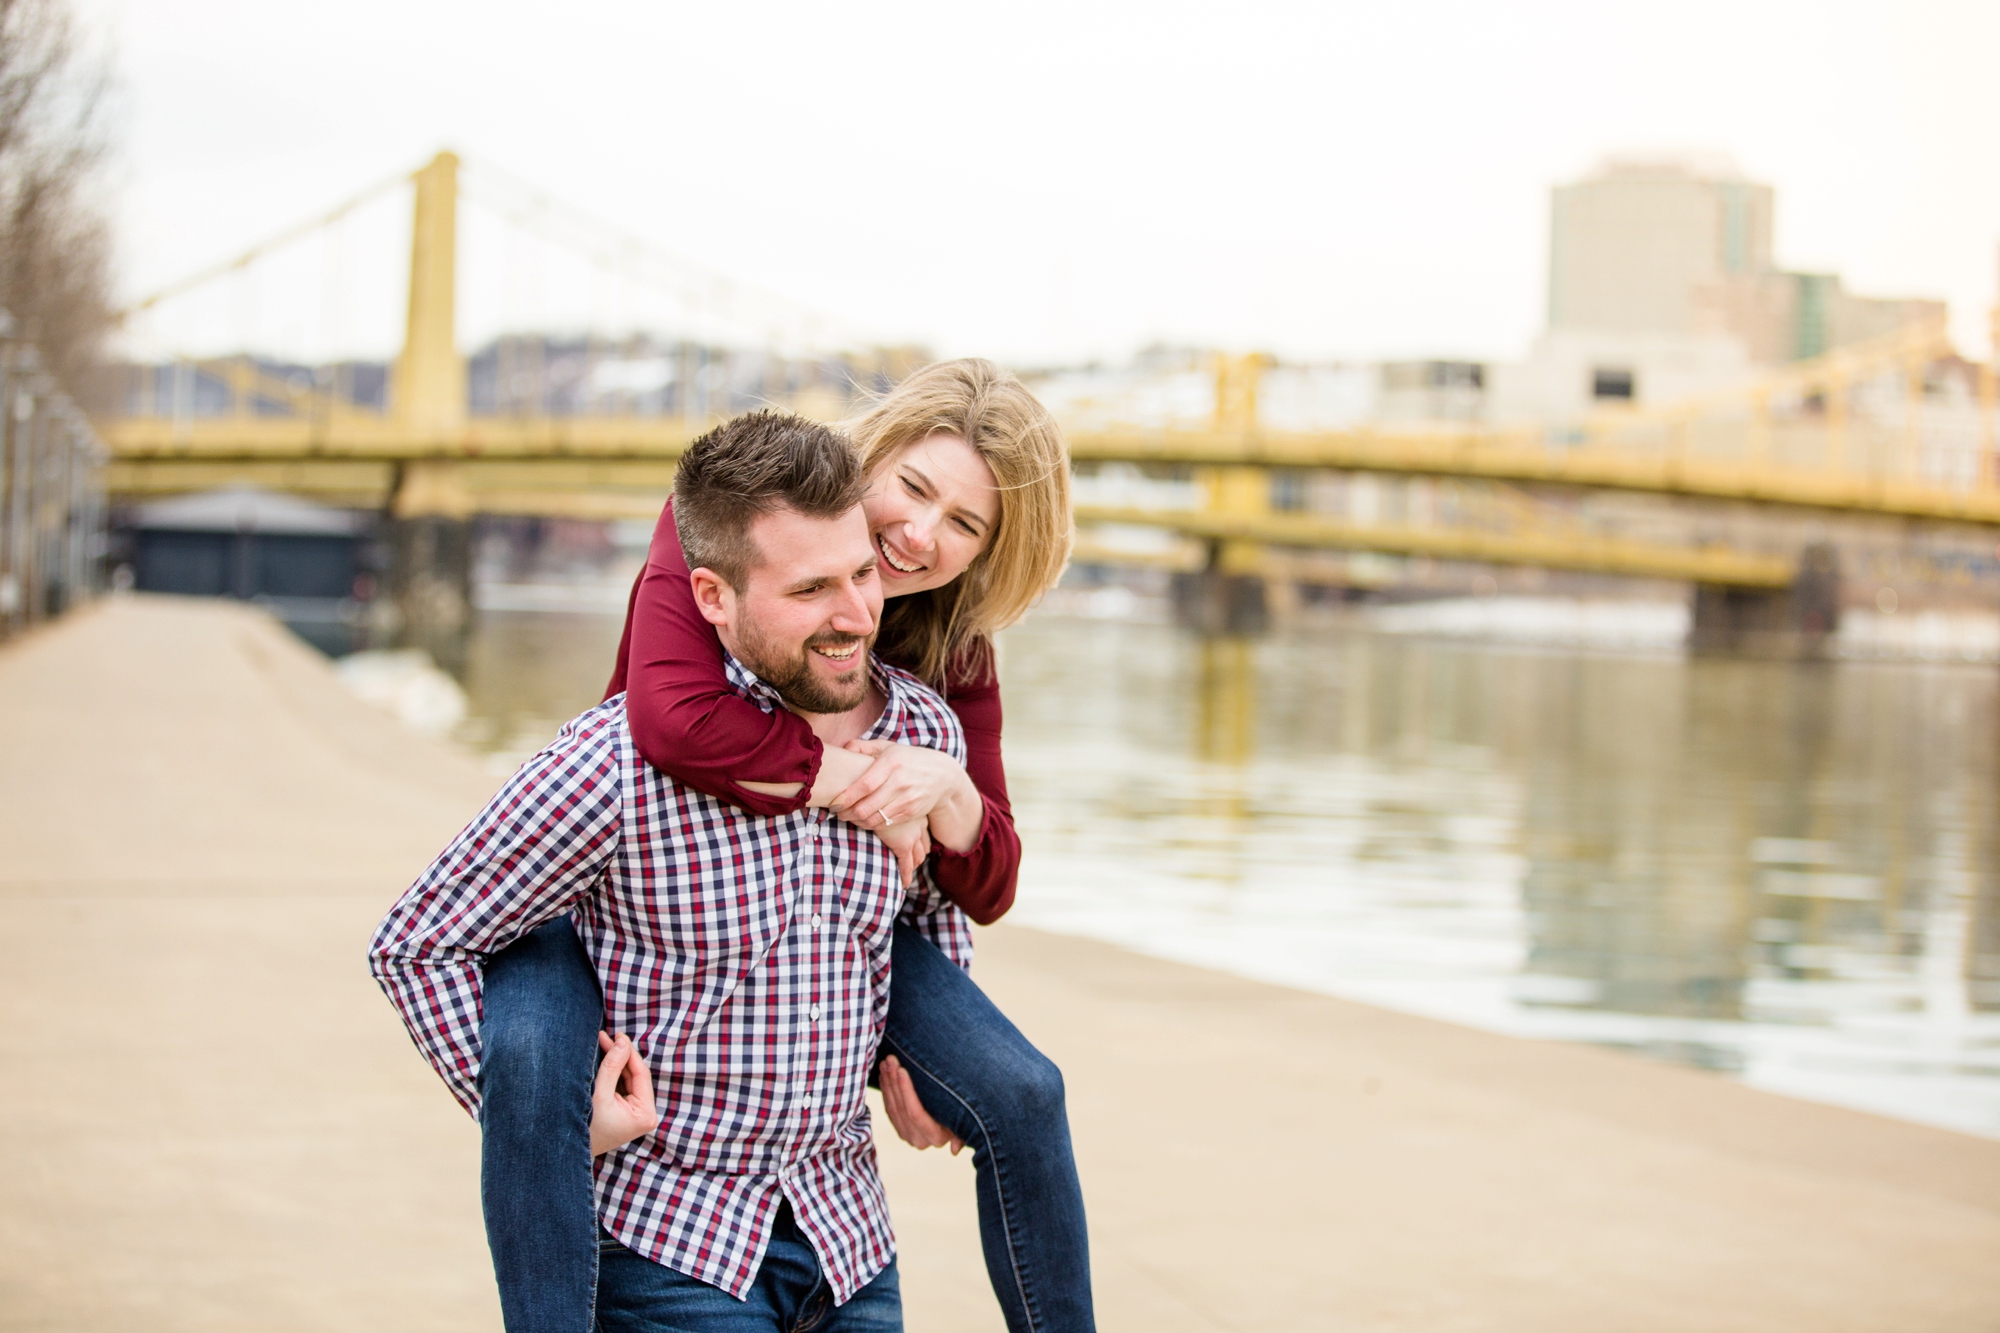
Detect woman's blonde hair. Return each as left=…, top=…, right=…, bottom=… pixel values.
left=844, top=358, right=1073, bottom=686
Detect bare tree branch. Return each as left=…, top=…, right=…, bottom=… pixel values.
left=0, top=0, right=114, bottom=395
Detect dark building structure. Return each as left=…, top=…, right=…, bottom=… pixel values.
left=129, top=487, right=370, bottom=655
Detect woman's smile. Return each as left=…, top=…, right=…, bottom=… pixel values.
left=875, top=530, right=929, bottom=578
left=863, top=431, right=1000, bottom=597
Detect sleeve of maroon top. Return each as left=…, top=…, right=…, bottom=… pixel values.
left=925, top=650, right=1022, bottom=925
left=610, top=498, right=823, bottom=817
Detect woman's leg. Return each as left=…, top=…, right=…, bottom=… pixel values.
left=479, top=917, right=603, bottom=1333
left=882, top=921, right=1095, bottom=1333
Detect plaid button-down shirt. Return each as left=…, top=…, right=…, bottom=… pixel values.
left=369, top=653, right=970, bottom=1303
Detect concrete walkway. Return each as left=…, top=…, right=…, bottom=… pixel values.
left=2, top=596, right=1996, bottom=1332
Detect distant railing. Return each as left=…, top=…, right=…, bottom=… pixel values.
left=1, top=313, right=108, bottom=639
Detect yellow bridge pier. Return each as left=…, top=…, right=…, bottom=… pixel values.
left=384, top=151, right=476, bottom=671
left=1168, top=357, right=1283, bottom=633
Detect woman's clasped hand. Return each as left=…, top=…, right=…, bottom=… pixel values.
left=589, top=1031, right=660, bottom=1157
left=831, top=739, right=972, bottom=831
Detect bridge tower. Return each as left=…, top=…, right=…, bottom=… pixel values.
left=1172, top=353, right=1276, bottom=634
left=394, top=151, right=466, bottom=438
left=385, top=151, right=475, bottom=671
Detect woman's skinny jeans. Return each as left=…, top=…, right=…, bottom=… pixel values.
left=478, top=917, right=1095, bottom=1333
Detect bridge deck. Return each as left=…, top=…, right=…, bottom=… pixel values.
left=99, top=414, right=2000, bottom=526
left=101, top=417, right=1980, bottom=588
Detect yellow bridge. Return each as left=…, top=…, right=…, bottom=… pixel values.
left=101, top=152, right=2000, bottom=606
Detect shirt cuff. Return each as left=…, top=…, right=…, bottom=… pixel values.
left=725, top=738, right=823, bottom=816
left=930, top=798, right=999, bottom=862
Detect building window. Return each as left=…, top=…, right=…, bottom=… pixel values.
left=1271, top=470, right=1308, bottom=512
left=1592, top=367, right=1635, bottom=401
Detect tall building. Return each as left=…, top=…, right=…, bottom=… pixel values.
left=1491, top=155, right=1946, bottom=422
left=1549, top=155, right=1775, bottom=341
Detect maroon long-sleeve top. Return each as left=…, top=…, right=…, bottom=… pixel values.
left=602, top=500, right=1020, bottom=924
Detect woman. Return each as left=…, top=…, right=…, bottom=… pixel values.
left=478, top=359, right=1093, bottom=1333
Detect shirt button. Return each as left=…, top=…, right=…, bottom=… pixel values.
left=811, top=914, right=824, bottom=931
left=809, top=1003, right=822, bottom=1022
left=800, top=1095, right=815, bottom=1109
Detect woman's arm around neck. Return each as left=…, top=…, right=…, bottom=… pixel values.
left=608, top=499, right=824, bottom=817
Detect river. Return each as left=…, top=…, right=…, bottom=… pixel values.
left=446, top=601, right=2000, bottom=1139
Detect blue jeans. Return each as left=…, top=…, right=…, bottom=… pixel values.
left=596, top=1205, right=901, bottom=1332
left=479, top=918, right=1095, bottom=1333
left=479, top=917, right=604, bottom=1330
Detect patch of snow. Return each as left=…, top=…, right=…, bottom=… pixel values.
left=336, top=650, right=468, bottom=737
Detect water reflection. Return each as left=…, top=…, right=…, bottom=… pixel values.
left=449, top=607, right=2000, bottom=1137
left=453, top=610, right=624, bottom=763
left=996, top=616, right=2000, bottom=1138
left=1191, top=637, right=1252, bottom=765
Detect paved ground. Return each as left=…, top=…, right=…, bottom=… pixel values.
left=2, top=596, right=1997, bottom=1332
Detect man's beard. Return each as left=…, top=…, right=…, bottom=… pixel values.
left=735, top=620, right=875, bottom=715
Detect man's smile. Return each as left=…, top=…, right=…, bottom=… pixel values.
left=811, top=639, right=863, bottom=663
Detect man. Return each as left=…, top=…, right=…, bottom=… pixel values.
left=370, top=411, right=969, bottom=1330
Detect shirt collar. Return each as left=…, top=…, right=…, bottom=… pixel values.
left=721, top=647, right=908, bottom=744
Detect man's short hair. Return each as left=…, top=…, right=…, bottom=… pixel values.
left=673, top=410, right=867, bottom=590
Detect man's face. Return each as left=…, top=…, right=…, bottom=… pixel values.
left=709, top=505, right=882, bottom=715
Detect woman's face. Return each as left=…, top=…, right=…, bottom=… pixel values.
left=861, top=431, right=1000, bottom=599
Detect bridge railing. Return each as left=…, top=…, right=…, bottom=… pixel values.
left=1, top=315, right=109, bottom=640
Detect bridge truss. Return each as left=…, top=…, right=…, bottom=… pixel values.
left=94, top=152, right=2000, bottom=606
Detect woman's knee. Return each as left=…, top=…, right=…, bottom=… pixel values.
left=481, top=1002, right=579, bottom=1089
left=955, top=1038, right=1065, bottom=1131
left=1008, top=1046, right=1067, bottom=1125
left=481, top=921, right=601, bottom=1090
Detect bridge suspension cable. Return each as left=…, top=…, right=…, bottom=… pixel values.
left=117, top=151, right=879, bottom=363
left=456, top=152, right=876, bottom=356
left=118, top=166, right=417, bottom=320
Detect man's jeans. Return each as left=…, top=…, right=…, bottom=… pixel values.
left=595, top=1206, right=901, bottom=1333
left=479, top=918, right=1095, bottom=1333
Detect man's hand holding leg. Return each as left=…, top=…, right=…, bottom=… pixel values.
left=879, top=1054, right=964, bottom=1155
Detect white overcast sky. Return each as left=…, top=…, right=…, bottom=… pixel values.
left=78, top=0, right=2000, bottom=366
